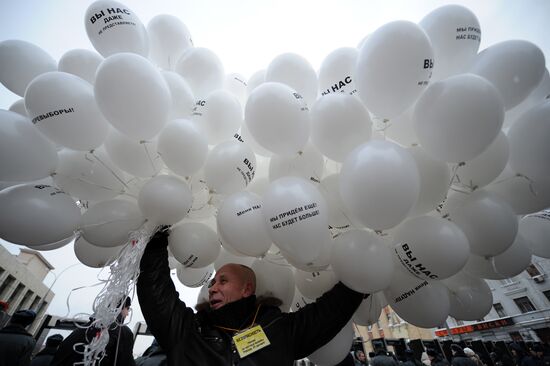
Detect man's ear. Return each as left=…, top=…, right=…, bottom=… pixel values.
left=242, top=282, right=254, bottom=297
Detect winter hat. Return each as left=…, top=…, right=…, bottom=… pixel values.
left=46, top=334, right=64, bottom=347
left=426, top=349, right=438, bottom=357
left=463, top=348, right=476, bottom=356
left=10, top=309, right=36, bottom=326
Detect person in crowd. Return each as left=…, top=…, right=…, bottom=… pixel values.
left=50, top=297, right=135, bottom=366
left=354, top=350, right=368, bottom=366
left=0, top=300, right=10, bottom=328
left=426, top=349, right=449, bottom=366
left=402, top=349, right=424, bottom=366
left=371, top=348, right=399, bottom=366
left=137, top=228, right=365, bottom=365
left=522, top=344, right=550, bottom=366
left=0, top=309, right=37, bottom=366
left=336, top=352, right=357, bottom=366
left=510, top=343, right=528, bottom=366
left=30, top=333, right=64, bottom=366
left=490, top=348, right=514, bottom=366
left=451, top=344, right=477, bottom=366
left=135, top=339, right=167, bottom=366
left=421, top=351, right=431, bottom=366
left=464, top=347, right=484, bottom=366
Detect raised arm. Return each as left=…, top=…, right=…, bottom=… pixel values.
left=287, top=282, right=365, bottom=359
left=137, top=229, right=195, bottom=351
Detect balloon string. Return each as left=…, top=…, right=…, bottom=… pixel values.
left=140, top=141, right=158, bottom=175
left=490, top=173, right=537, bottom=196
left=488, top=256, right=507, bottom=278
left=88, top=150, right=129, bottom=189
left=449, top=162, right=477, bottom=192
left=52, top=172, right=125, bottom=194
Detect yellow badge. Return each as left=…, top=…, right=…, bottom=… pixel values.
left=232, top=324, right=271, bottom=358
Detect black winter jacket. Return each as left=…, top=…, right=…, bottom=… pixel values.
left=0, top=324, right=36, bottom=366
left=49, top=319, right=135, bottom=366
left=137, top=230, right=364, bottom=366
left=452, top=352, right=478, bottom=366
left=30, top=346, right=58, bottom=366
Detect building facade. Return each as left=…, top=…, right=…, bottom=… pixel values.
left=0, top=244, right=54, bottom=335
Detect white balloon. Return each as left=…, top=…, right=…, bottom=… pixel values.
left=383, top=107, right=419, bottom=147
left=419, top=5, right=481, bottom=81
left=138, top=175, right=192, bottom=225
left=449, top=190, right=518, bottom=256
left=470, top=40, right=546, bottom=110
left=81, top=199, right=144, bottom=247
left=25, top=71, right=110, bottom=151
left=268, top=143, right=324, bottom=182
left=8, top=99, right=27, bottom=116
left=85, top=0, right=148, bottom=58
left=147, top=14, right=193, bottom=70
left=384, top=268, right=450, bottom=328
left=246, top=69, right=265, bottom=95
left=318, top=47, right=358, bottom=97
left=262, top=177, right=329, bottom=264
left=340, top=140, right=420, bottom=230
left=95, top=53, right=171, bottom=140
left=0, top=39, right=57, bottom=96
left=443, top=271, right=493, bottom=321
left=26, top=235, right=75, bottom=251
left=393, top=216, right=470, bottom=280
left=407, top=146, right=451, bottom=217
left=413, top=73, right=505, bottom=163
left=245, top=82, right=310, bottom=156
left=169, top=222, right=220, bottom=268
left=54, top=148, right=127, bottom=202
left=192, top=89, right=243, bottom=145
left=104, top=129, right=163, bottom=177
left=213, top=246, right=254, bottom=271
left=204, top=140, right=256, bottom=194
left=293, top=268, right=338, bottom=300
left=318, top=174, right=356, bottom=230
left=265, top=52, right=318, bottom=107
left=58, top=49, right=103, bottom=85
left=507, top=101, right=550, bottom=181
left=176, top=263, right=214, bottom=288
left=224, top=73, right=248, bottom=107
left=280, top=231, right=333, bottom=272
left=0, top=110, right=58, bottom=182
left=331, top=229, right=395, bottom=293
left=486, top=166, right=550, bottom=215
left=519, top=210, right=550, bottom=258
left=353, top=293, right=384, bottom=326
left=504, top=69, right=550, bottom=128
left=174, top=47, right=224, bottom=99
left=162, top=71, right=195, bottom=119
left=217, top=191, right=272, bottom=257
left=310, top=93, right=372, bottom=162
left=157, top=119, right=208, bottom=177
left=252, top=256, right=295, bottom=311
left=238, top=123, right=273, bottom=158
left=290, top=286, right=314, bottom=312
left=463, top=234, right=532, bottom=280
left=74, top=236, right=123, bottom=268
left=0, top=184, right=81, bottom=246
left=308, top=321, right=354, bottom=366
left=355, top=21, right=433, bottom=119
left=451, top=131, right=509, bottom=191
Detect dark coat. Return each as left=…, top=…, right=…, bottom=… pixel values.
left=137, top=230, right=364, bottom=366
left=431, top=356, right=450, bottom=366
left=49, top=320, right=135, bottom=366
left=452, top=352, right=478, bottom=366
left=30, top=346, right=58, bottom=366
left=0, top=324, right=36, bottom=366
left=135, top=343, right=167, bottom=366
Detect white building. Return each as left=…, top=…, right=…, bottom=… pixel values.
left=0, top=244, right=54, bottom=335
left=439, top=255, right=550, bottom=344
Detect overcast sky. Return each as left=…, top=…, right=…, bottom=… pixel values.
left=1, top=0, right=550, bottom=356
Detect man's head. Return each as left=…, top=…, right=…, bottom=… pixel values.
left=355, top=350, right=366, bottom=361
left=115, top=296, right=131, bottom=320
left=45, top=334, right=64, bottom=348
left=208, top=263, right=256, bottom=310
left=10, top=309, right=36, bottom=327
left=426, top=349, right=438, bottom=360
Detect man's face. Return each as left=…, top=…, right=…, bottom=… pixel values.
left=208, top=264, right=253, bottom=310
left=357, top=351, right=366, bottom=361
left=121, top=306, right=130, bottom=319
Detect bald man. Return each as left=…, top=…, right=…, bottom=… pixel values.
left=137, top=227, right=364, bottom=366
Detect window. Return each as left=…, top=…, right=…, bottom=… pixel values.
left=494, top=303, right=507, bottom=317
left=500, top=278, right=515, bottom=285
left=526, top=264, right=542, bottom=277
left=0, top=275, right=15, bottom=298
left=16, top=290, right=33, bottom=311
left=543, top=290, right=550, bottom=303
left=8, top=283, right=24, bottom=303
left=514, top=296, right=536, bottom=313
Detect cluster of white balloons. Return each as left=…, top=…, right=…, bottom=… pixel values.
left=1, top=1, right=550, bottom=364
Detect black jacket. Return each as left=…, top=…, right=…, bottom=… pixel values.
left=0, top=324, right=36, bottom=366
left=49, top=319, right=135, bottom=366
left=452, top=352, right=478, bottom=366
left=30, top=346, right=58, bottom=366
left=137, top=230, right=364, bottom=366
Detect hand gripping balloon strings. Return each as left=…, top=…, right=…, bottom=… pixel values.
left=79, top=223, right=157, bottom=366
